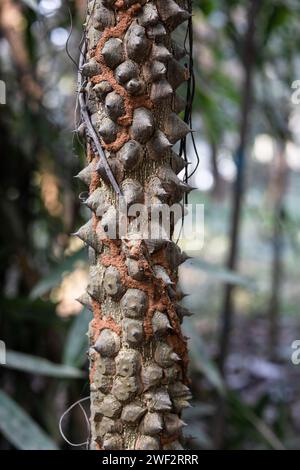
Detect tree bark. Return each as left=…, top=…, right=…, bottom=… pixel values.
left=76, top=0, right=192, bottom=450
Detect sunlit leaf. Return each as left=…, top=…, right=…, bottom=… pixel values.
left=0, top=390, right=58, bottom=450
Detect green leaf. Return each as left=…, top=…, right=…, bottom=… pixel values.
left=213, top=70, right=240, bottom=104
left=184, top=321, right=225, bottom=395
left=263, top=5, right=291, bottom=45
left=187, top=258, right=256, bottom=290
left=3, top=350, right=85, bottom=379
left=228, top=391, right=285, bottom=450
left=30, top=250, right=85, bottom=299
left=63, top=308, right=92, bottom=367
left=185, top=422, right=213, bottom=448
left=0, top=390, right=58, bottom=450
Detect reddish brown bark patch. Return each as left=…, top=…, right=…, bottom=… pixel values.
left=91, top=2, right=152, bottom=152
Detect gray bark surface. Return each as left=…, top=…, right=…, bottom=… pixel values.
left=76, top=0, right=192, bottom=450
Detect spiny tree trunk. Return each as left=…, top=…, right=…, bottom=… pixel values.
left=75, top=0, right=193, bottom=450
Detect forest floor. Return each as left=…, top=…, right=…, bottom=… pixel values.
left=184, top=313, right=300, bottom=450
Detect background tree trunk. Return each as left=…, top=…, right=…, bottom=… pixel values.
left=267, top=141, right=288, bottom=359
left=76, top=0, right=192, bottom=450
left=214, top=0, right=261, bottom=449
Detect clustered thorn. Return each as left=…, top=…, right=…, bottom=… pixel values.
left=75, top=0, right=193, bottom=451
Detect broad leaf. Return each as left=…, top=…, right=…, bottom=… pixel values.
left=0, top=390, right=58, bottom=450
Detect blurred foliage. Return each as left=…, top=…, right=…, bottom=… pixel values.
left=0, top=390, right=58, bottom=450
left=0, top=0, right=299, bottom=450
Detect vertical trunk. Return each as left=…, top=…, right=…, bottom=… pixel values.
left=214, top=0, right=260, bottom=449
left=267, top=142, right=288, bottom=359
left=75, top=0, right=193, bottom=450
left=218, top=0, right=260, bottom=375
left=0, top=0, right=42, bottom=103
